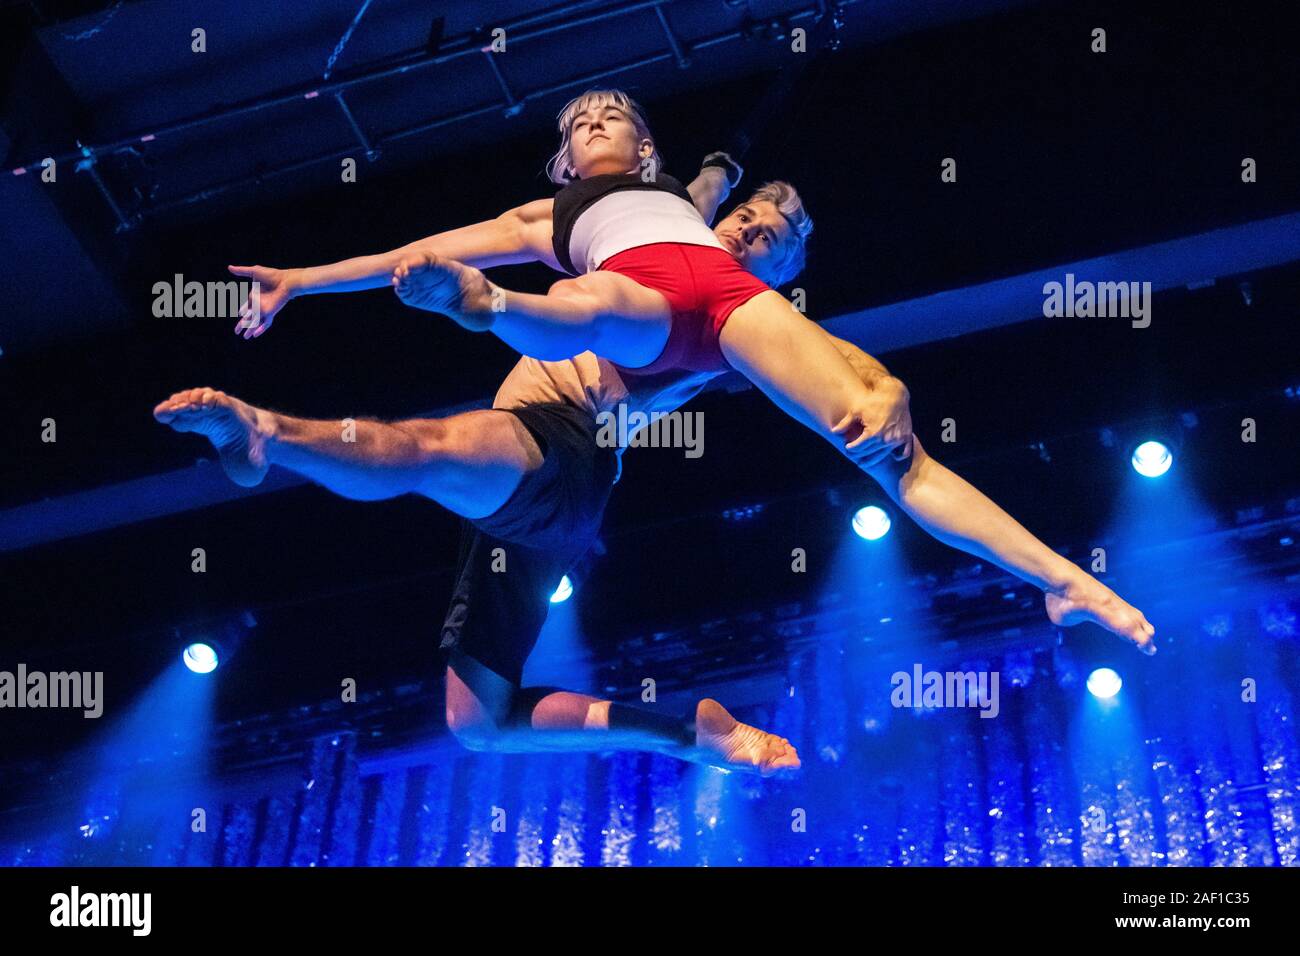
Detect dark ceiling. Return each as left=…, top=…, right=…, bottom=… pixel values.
left=1, top=0, right=1041, bottom=353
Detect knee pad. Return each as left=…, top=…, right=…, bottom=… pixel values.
left=506, top=685, right=566, bottom=729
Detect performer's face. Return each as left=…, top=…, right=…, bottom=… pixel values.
left=714, top=200, right=793, bottom=286
left=568, top=104, right=653, bottom=178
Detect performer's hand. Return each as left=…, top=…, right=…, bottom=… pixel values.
left=833, top=376, right=914, bottom=463
left=228, top=265, right=299, bottom=339
left=701, top=151, right=744, bottom=189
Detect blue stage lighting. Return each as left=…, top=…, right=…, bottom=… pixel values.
left=852, top=505, right=891, bottom=540
left=550, top=575, right=574, bottom=604
left=182, top=643, right=219, bottom=674
left=1131, top=440, right=1172, bottom=478
left=1086, top=667, right=1122, bottom=699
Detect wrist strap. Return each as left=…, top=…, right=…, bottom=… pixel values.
left=702, top=151, right=744, bottom=189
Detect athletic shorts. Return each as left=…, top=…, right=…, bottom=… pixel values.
left=599, top=242, right=772, bottom=375
left=438, top=402, right=618, bottom=687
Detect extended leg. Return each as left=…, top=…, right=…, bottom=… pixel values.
left=715, top=297, right=1156, bottom=652
left=445, top=656, right=800, bottom=775
left=862, top=436, right=1156, bottom=653
left=394, top=261, right=905, bottom=458
left=153, top=387, right=540, bottom=519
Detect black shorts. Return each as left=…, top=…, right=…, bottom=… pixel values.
left=438, top=402, right=619, bottom=687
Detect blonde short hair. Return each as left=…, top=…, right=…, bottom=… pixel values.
left=746, top=180, right=814, bottom=286
left=545, top=89, right=662, bottom=185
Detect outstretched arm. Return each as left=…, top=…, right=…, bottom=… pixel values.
left=230, top=198, right=558, bottom=338
left=303, top=203, right=554, bottom=286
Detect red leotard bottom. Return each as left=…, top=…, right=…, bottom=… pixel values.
left=597, top=242, right=771, bottom=375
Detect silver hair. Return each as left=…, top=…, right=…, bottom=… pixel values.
left=545, top=89, right=662, bottom=184
left=745, top=180, right=814, bottom=286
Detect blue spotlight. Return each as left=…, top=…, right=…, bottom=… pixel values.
left=852, top=505, right=891, bottom=540
left=1131, top=440, right=1173, bottom=478
left=1086, top=667, right=1122, bottom=699
left=550, top=575, right=574, bottom=604
left=182, top=642, right=219, bottom=674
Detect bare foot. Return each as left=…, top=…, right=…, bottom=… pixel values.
left=391, top=253, right=497, bottom=331
left=153, top=387, right=272, bottom=487
left=1046, top=574, right=1157, bottom=655
left=691, top=698, right=801, bottom=777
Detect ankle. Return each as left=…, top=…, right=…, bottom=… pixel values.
left=255, top=409, right=287, bottom=461
left=1045, top=563, right=1088, bottom=597
left=479, top=281, right=503, bottom=328
left=606, top=701, right=696, bottom=749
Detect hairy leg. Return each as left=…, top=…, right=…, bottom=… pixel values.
left=864, top=436, right=1157, bottom=653
left=268, top=409, right=541, bottom=518
left=154, top=387, right=540, bottom=519
left=392, top=253, right=672, bottom=367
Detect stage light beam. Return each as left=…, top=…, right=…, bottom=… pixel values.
left=1131, top=441, right=1173, bottom=478
left=182, top=643, right=219, bottom=674
left=852, top=505, right=891, bottom=540
left=550, top=575, right=574, bottom=604
left=1086, top=667, right=1122, bottom=699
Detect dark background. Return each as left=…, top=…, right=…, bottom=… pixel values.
left=1, top=0, right=1297, bottom=768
